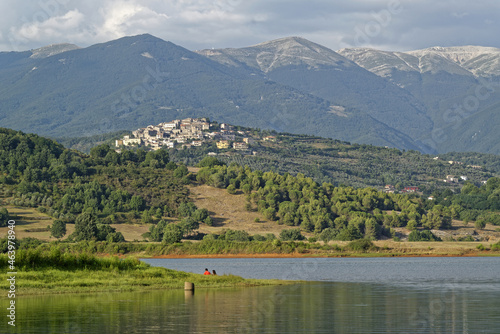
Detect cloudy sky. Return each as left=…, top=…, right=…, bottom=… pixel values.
left=1, top=0, right=499, bottom=52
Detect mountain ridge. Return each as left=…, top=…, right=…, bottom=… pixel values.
left=1, top=34, right=423, bottom=151
left=2, top=34, right=500, bottom=154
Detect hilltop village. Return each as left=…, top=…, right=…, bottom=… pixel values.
left=115, top=118, right=488, bottom=195
left=115, top=117, right=275, bottom=153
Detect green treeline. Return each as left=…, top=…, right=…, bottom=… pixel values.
left=1, top=127, right=500, bottom=246
left=428, top=179, right=500, bottom=226
left=0, top=128, right=195, bottom=241
left=194, top=158, right=457, bottom=241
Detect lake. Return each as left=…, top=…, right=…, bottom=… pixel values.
left=11, top=257, right=500, bottom=333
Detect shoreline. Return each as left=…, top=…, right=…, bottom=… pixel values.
left=145, top=251, right=497, bottom=259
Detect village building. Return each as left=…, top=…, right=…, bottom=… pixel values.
left=402, top=186, right=419, bottom=193
left=217, top=140, right=230, bottom=149
left=243, top=137, right=256, bottom=144
left=263, top=136, right=276, bottom=142
left=122, top=138, right=141, bottom=146
left=233, top=142, right=248, bottom=150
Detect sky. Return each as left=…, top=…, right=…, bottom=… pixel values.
left=1, top=0, right=499, bottom=52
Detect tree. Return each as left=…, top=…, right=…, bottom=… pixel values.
left=336, top=225, right=363, bottom=241
left=197, top=156, right=225, bottom=168
left=406, top=220, right=418, bottom=231
left=279, top=228, right=305, bottom=241
left=227, top=184, right=237, bottom=194
left=319, top=228, right=337, bottom=242
left=222, top=229, right=251, bottom=242
left=96, top=224, right=117, bottom=241
left=90, top=144, right=111, bottom=158
left=475, top=219, right=486, bottom=230
left=107, top=232, right=125, bottom=242
left=242, top=184, right=252, bottom=194
left=73, top=212, right=98, bottom=241
left=263, top=207, right=277, bottom=221
left=179, top=217, right=200, bottom=236
left=364, top=218, right=381, bottom=240
left=0, top=208, right=10, bottom=227
left=141, top=210, right=153, bottom=224
left=130, top=195, right=145, bottom=212
left=173, top=165, right=189, bottom=178
left=162, top=223, right=183, bottom=244
left=408, top=230, right=441, bottom=242
left=50, top=220, right=66, bottom=239
left=177, top=202, right=197, bottom=218
left=149, top=220, right=168, bottom=241
left=204, top=216, right=214, bottom=226
left=192, top=208, right=209, bottom=222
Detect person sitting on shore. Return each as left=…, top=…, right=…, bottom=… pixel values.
left=204, top=268, right=211, bottom=275
left=212, top=270, right=217, bottom=275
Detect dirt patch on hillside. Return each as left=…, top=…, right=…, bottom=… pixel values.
left=189, top=184, right=305, bottom=237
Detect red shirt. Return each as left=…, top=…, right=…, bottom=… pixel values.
left=204, top=270, right=211, bottom=275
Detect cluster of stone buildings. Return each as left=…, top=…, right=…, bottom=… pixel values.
left=116, top=118, right=256, bottom=152
left=116, top=118, right=209, bottom=150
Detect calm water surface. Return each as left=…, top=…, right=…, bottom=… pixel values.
left=10, top=257, right=500, bottom=333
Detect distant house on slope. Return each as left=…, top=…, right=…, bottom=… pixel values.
left=402, top=186, right=419, bottom=193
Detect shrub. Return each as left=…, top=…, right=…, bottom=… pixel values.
left=203, top=216, right=214, bottom=226
left=107, top=232, right=125, bottom=243
left=265, top=233, right=276, bottom=241
left=197, top=156, right=225, bottom=168
left=456, top=236, right=474, bottom=242
left=279, top=228, right=305, bottom=241
left=252, top=234, right=266, bottom=242
left=319, top=228, right=337, bottom=242
left=346, top=239, right=377, bottom=252
left=227, top=184, right=237, bottom=194
left=222, top=229, right=251, bottom=242
left=203, top=234, right=218, bottom=241
left=475, top=219, right=487, bottom=230
left=408, top=230, right=441, bottom=242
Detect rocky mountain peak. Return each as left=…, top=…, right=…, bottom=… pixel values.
left=30, top=43, right=80, bottom=59
left=198, top=36, right=353, bottom=73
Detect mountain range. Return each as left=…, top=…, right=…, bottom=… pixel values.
left=1, top=34, right=499, bottom=154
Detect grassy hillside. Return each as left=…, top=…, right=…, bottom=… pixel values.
left=169, top=130, right=495, bottom=192
left=2, top=127, right=500, bottom=254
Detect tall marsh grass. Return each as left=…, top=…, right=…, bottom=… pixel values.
left=0, top=247, right=147, bottom=271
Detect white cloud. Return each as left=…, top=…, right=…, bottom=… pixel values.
left=15, top=10, right=85, bottom=41
left=1, top=0, right=499, bottom=52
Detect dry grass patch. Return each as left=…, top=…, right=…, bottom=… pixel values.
left=189, top=184, right=310, bottom=237
left=112, top=223, right=151, bottom=241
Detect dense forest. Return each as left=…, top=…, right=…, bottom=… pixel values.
left=1, top=127, right=500, bottom=246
